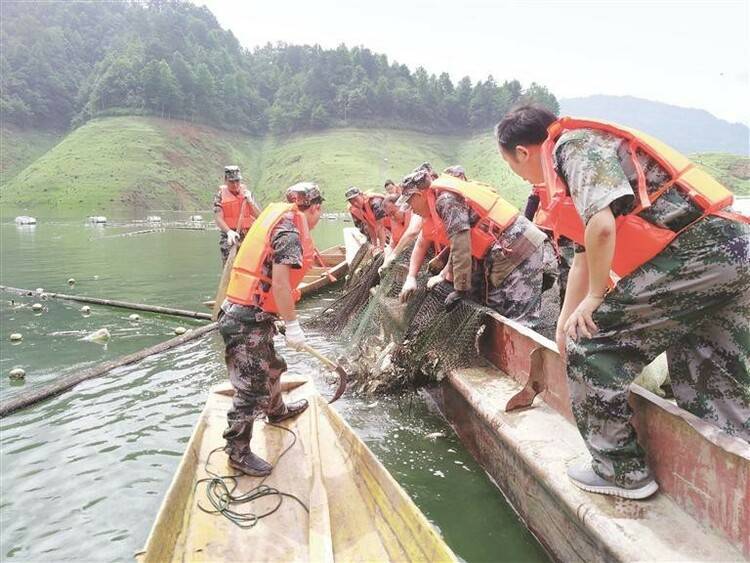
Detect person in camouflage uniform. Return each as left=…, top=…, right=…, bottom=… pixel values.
left=397, top=166, right=547, bottom=328
left=213, top=166, right=261, bottom=265
left=497, top=105, right=750, bottom=499
left=218, top=183, right=324, bottom=476
left=344, top=186, right=387, bottom=250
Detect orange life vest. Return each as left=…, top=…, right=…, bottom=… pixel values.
left=219, top=184, right=255, bottom=231
left=540, top=117, right=746, bottom=280
left=531, top=184, right=554, bottom=233
left=388, top=209, right=412, bottom=245
left=348, top=193, right=382, bottom=232
left=225, top=202, right=314, bottom=313
left=423, top=175, right=520, bottom=259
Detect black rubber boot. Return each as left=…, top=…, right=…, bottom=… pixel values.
left=268, top=399, right=309, bottom=423
left=228, top=450, right=273, bottom=477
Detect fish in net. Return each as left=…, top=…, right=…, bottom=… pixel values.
left=313, top=242, right=490, bottom=394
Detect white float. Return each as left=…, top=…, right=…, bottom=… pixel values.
left=9, top=368, right=26, bottom=380
left=83, top=328, right=111, bottom=342
left=14, top=216, right=37, bottom=225
left=87, top=216, right=107, bottom=224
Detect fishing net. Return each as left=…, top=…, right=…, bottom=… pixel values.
left=311, top=243, right=385, bottom=333
left=313, top=242, right=490, bottom=394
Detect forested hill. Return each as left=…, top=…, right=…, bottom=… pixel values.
left=0, top=0, right=557, bottom=136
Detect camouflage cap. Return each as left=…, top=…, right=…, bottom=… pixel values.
left=224, top=165, right=242, bottom=181
left=416, top=162, right=439, bottom=179
left=344, top=186, right=362, bottom=200
left=286, top=182, right=324, bottom=207
left=395, top=169, right=432, bottom=207
left=443, top=165, right=466, bottom=180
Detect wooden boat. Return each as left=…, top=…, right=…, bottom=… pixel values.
left=300, top=244, right=347, bottom=296
left=202, top=245, right=348, bottom=309
left=136, top=378, right=456, bottom=562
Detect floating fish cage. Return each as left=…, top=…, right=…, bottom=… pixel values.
left=87, top=216, right=107, bottom=224
left=146, top=215, right=162, bottom=223
left=189, top=215, right=203, bottom=223
left=14, top=216, right=37, bottom=225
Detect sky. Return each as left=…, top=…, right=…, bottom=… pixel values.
left=193, top=0, right=750, bottom=125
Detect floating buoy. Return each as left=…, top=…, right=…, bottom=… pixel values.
left=83, top=328, right=111, bottom=342
left=129, top=313, right=140, bottom=321
left=68, top=278, right=76, bottom=286
left=9, top=368, right=26, bottom=380
left=93, top=275, right=99, bottom=280
left=10, top=333, right=23, bottom=342
left=35, top=288, right=44, bottom=294
left=32, top=303, right=43, bottom=312
left=174, top=327, right=187, bottom=335
left=81, top=305, right=91, bottom=315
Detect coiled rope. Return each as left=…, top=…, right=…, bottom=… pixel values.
left=195, top=422, right=309, bottom=528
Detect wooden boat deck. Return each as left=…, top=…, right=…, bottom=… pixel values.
left=137, top=378, right=455, bottom=562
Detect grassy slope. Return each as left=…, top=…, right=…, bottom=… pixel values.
left=691, top=153, right=750, bottom=196
left=255, top=128, right=462, bottom=204
left=2, top=116, right=746, bottom=213
left=0, top=126, right=63, bottom=185
left=1, top=117, right=259, bottom=211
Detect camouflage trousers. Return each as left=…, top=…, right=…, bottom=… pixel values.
left=218, top=304, right=288, bottom=456
left=567, top=215, right=750, bottom=486
left=219, top=231, right=246, bottom=265
left=556, top=237, right=575, bottom=304
left=483, top=244, right=545, bottom=330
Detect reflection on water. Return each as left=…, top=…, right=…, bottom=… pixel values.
left=0, top=220, right=546, bottom=562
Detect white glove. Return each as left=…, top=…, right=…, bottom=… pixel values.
left=399, top=275, right=418, bottom=303
left=226, top=229, right=240, bottom=246
left=284, top=319, right=306, bottom=350
left=243, top=191, right=256, bottom=204
left=426, top=273, right=444, bottom=290
left=378, top=255, right=394, bottom=276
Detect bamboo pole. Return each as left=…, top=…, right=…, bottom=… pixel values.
left=0, top=322, right=218, bottom=418
left=1, top=286, right=212, bottom=320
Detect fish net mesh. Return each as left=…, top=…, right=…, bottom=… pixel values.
left=312, top=242, right=490, bottom=393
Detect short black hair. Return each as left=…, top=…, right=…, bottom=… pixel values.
left=384, top=179, right=395, bottom=187
left=495, top=104, right=557, bottom=151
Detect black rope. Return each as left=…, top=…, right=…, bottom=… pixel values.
left=195, top=422, right=309, bottom=528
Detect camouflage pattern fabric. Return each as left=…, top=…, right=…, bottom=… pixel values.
left=554, top=129, right=709, bottom=231
left=214, top=186, right=257, bottom=265
left=556, top=130, right=750, bottom=485
left=557, top=236, right=575, bottom=303
left=218, top=215, right=303, bottom=455
left=218, top=311, right=287, bottom=456
left=219, top=231, right=246, bottom=265
left=352, top=196, right=387, bottom=242
left=434, top=192, right=544, bottom=327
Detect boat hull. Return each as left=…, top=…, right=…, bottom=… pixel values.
left=137, top=379, right=456, bottom=562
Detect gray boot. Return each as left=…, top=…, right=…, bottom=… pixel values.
left=567, top=462, right=658, bottom=500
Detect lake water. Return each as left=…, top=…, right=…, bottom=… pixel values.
left=0, top=217, right=548, bottom=562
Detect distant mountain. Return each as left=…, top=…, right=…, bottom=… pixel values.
left=559, top=95, right=749, bottom=155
